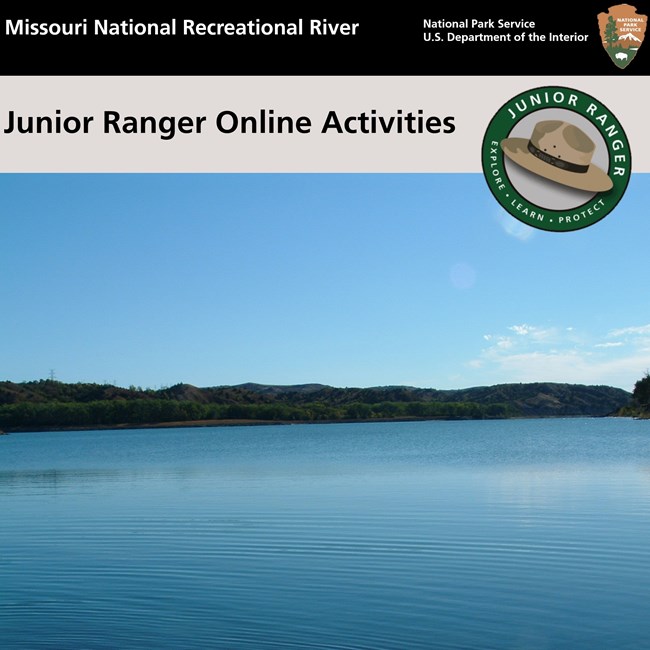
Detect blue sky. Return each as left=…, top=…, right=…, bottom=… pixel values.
left=1, top=173, right=648, bottom=392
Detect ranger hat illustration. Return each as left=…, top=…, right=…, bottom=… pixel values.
left=500, top=120, right=613, bottom=192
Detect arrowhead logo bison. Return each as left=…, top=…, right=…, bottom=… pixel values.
left=598, top=4, right=647, bottom=69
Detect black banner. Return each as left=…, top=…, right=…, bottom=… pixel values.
left=0, top=4, right=648, bottom=75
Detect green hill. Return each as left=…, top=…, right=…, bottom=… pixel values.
left=0, top=379, right=632, bottom=432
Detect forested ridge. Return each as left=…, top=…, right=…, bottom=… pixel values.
left=617, top=372, right=650, bottom=418
left=0, top=379, right=632, bottom=432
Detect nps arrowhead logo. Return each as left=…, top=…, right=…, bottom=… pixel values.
left=598, top=4, right=647, bottom=69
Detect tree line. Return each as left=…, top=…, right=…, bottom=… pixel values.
left=618, top=372, right=650, bottom=417
left=0, top=398, right=516, bottom=430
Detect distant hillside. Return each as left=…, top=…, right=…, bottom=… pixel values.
left=430, top=383, right=631, bottom=417
left=0, top=380, right=632, bottom=432
left=235, top=383, right=329, bottom=395
left=232, top=381, right=630, bottom=417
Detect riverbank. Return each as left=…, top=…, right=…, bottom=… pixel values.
left=1, top=414, right=527, bottom=434
left=1, top=412, right=629, bottom=434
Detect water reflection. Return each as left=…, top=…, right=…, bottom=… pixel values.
left=2, top=419, right=650, bottom=649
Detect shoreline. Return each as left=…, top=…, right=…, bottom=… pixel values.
left=2, top=415, right=478, bottom=434
left=2, top=413, right=625, bottom=434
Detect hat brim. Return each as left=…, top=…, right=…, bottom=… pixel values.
left=501, top=138, right=613, bottom=192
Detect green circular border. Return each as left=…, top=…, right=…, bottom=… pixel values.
left=482, top=86, right=631, bottom=232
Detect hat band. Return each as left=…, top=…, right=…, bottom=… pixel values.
left=527, top=141, right=590, bottom=174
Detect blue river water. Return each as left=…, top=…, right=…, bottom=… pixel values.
left=2, top=417, right=650, bottom=649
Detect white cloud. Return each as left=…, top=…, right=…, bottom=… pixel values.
left=467, top=321, right=650, bottom=390
left=508, top=324, right=558, bottom=342
left=609, top=324, right=650, bottom=338
left=509, top=324, right=531, bottom=336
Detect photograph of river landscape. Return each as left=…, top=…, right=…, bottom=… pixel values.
left=2, top=173, right=650, bottom=649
